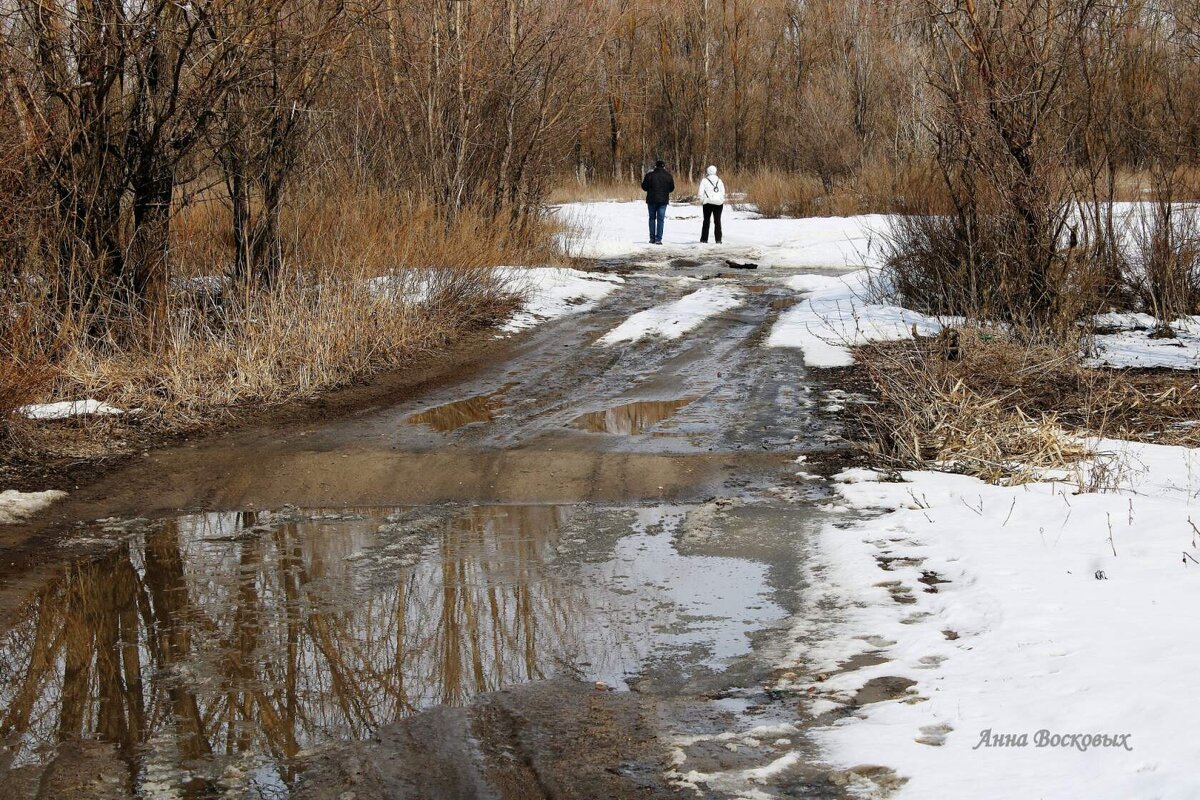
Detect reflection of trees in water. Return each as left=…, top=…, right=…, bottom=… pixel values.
left=405, top=390, right=507, bottom=432
left=0, top=505, right=580, bottom=784
left=575, top=398, right=695, bottom=435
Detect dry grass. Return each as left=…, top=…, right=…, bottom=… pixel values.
left=547, top=177, right=644, bottom=204
left=740, top=162, right=952, bottom=219
left=47, top=267, right=516, bottom=431
left=173, top=184, right=568, bottom=278
left=855, top=328, right=1200, bottom=485
left=282, top=188, right=567, bottom=273
left=858, top=330, right=1092, bottom=484
left=0, top=267, right=63, bottom=449
left=3, top=185, right=563, bottom=458
left=740, top=171, right=830, bottom=218
left=1112, top=167, right=1200, bottom=202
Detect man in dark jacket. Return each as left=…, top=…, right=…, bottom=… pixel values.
left=641, top=160, right=675, bottom=244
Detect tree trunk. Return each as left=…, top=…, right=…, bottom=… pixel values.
left=129, top=169, right=173, bottom=337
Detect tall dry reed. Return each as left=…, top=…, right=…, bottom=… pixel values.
left=4, top=186, right=563, bottom=453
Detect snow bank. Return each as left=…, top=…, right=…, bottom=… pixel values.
left=20, top=399, right=125, bottom=420
left=1088, top=316, right=1200, bottom=370
left=555, top=201, right=890, bottom=270
left=370, top=266, right=623, bottom=333
left=765, top=271, right=951, bottom=367
left=598, top=285, right=745, bottom=345
left=0, top=489, right=67, bottom=524
left=499, top=267, right=624, bottom=333
left=797, top=440, right=1200, bottom=799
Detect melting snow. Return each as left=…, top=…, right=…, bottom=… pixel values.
left=498, top=267, right=624, bottom=333
left=793, top=440, right=1200, bottom=798
left=0, top=489, right=67, bottom=524
left=598, top=285, right=745, bottom=345
left=20, top=399, right=125, bottom=420
left=1087, top=317, right=1200, bottom=370
left=554, top=201, right=889, bottom=270
left=765, top=271, right=953, bottom=367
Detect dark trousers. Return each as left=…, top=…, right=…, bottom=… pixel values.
left=701, top=203, right=723, bottom=243
left=647, top=202, right=668, bottom=243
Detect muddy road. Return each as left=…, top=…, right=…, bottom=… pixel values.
left=0, top=263, right=865, bottom=799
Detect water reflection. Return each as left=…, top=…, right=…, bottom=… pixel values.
left=0, top=502, right=788, bottom=796
left=405, top=384, right=516, bottom=431
left=574, top=398, right=696, bottom=435
left=0, top=506, right=579, bottom=789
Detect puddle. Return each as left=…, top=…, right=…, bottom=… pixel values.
left=0, top=503, right=786, bottom=794
left=852, top=676, right=917, bottom=706
left=406, top=383, right=516, bottom=431
left=574, top=397, right=697, bottom=435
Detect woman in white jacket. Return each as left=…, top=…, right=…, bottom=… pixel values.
left=698, top=165, right=726, bottom=244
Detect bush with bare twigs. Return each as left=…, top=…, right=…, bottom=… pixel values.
left=741, top=172, right=827, bottom=218
left=0, top=295, right=54, bottom=449
left=1127, top=201, right=1200, bottom=335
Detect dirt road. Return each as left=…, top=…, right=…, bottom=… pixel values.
left=1, top=263, right=862, bottom=799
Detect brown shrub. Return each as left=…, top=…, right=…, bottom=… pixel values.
left=1127, top=201, right=1200, bottom=331
left=741, top=171, right=827, bottom=218
left=0, top=286, right=56, bottom=449
left=856, top=328, right=1200, bottom=484
left=172, top=184, right=568, bottom=278
left=858, top=330, right=1092, bottom=484
left=742, top=161, right=952, bottom=219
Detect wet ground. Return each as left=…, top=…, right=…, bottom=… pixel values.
left=0, top=260, right=867, bottom=799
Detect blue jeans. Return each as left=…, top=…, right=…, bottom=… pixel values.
left=647, top=202, right=667, bottom=243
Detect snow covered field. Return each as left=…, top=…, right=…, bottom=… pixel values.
left=554, top=201, right=888, bottom=270
left=793, top=445, right=1200, bottom=799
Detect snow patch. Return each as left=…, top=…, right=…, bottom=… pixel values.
left=1088, top=318, right=1200, bottom=370
left=598, top=285, right=745, bottom=345
left=765, top=270, right=954, bottom=367
left=20, top=399, right=125, bottom=420
left=0, top=489, right=67, bottom=524
left=554, top=201, right=890, bottom=270
left=499, top=267, right=624, bottom=333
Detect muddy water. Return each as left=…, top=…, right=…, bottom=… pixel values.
left=1, top=270, right=857, bottom=798
left=1, top=496, right=819, bottom=797
left=406, top=383, right=516, bottom=431
left=574, top=397, right=696, bottom=435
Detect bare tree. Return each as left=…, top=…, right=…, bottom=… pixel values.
left=2, top=0, right=258, bottom=335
